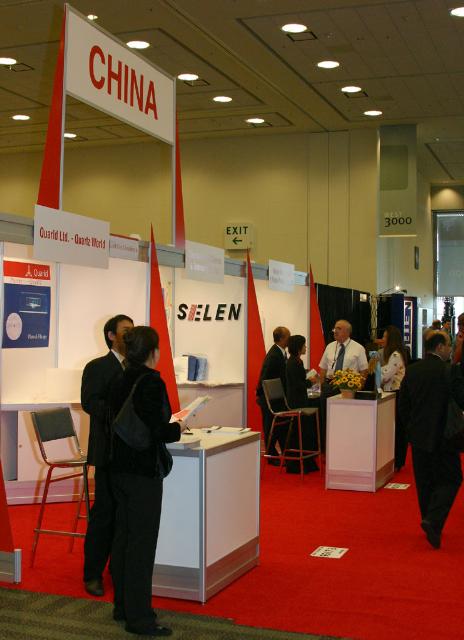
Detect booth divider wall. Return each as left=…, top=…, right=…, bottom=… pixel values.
left=0, top=219, right=312, bottom=502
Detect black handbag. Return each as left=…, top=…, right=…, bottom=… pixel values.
left=112, top=374, right=151, bottom=452
left=444, top=397, right=464, bottom=451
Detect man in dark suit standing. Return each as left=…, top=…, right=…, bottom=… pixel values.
left=256, top=326, right=290, bottom=460
left=399, top=331, right=464, bottom=549
left=82, top=314, right=133, bottom=596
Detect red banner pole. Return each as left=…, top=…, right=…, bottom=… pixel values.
left=246, top=251, right=266, bottom=431
left=309, top=266, right=326, bottom=371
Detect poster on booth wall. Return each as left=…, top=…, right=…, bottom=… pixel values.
left=2, top=261, right=51, bottom=349
left=403, top=298, right=414, bottom=352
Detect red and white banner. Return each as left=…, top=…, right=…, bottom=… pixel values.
left=309, top=266, right=326, bottom=371
left=4, top=261, right=50, bottom=282
left=66, top=7, right=175, bottom=144
left=246, top=252, right=266, bottom=432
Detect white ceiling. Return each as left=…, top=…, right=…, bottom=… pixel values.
left=1, top=0, right=464, bottom=182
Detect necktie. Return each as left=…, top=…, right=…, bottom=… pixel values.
left=121, top=358, right=128, bottom=370
left=334, top=343, right=345, bottom=372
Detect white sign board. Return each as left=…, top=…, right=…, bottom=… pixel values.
left=34, top=204, right=109, bottom=268
left=109, top=234, right=139, bottom=261
left=185, top=240, right=224, bottom=284
left=224, top=222, right=254, bottom=250
left=66, top=7, right=175, bottom=144
left=310, top=546, right=349, bottom=559
left=268, top=259, right=295, bottom=293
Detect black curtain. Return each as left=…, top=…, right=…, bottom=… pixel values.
left=316, top=283, right=371, bottom=347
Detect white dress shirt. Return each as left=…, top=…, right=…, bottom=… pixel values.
left=319, top=338, right=368, bottom=378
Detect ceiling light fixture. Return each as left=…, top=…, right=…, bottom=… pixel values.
left=64, top=132, right=77, bottom=139
left=87, top=14, right=98, bottom=21
left=11, top=114, right=30, bottom=121
left=341, top=85, right=362, bottom=93
left=281, top=23, right=307, bottom=33
left=246, top=117, right=265, bottom=124
left=450, top=6, right=464, bottom=16
left=0, top=57, right=17, bottom=66
left=213, top=96, right=232, bottom=103
left=178, top=73, right=199, bottom=81
left=317, top=60, right=340, bottom=69
left=126, top=40, right=150, bottom=49
left=364, top=110, right=382, bottom=116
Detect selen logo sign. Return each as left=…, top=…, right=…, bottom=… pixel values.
left=177, top=303, right=242, bottom=322
left=66, top=8, right=174, bottom=144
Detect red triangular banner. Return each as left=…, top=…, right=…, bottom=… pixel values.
left=37, top=8, right=66, bottom=209
left=246, top=252, right=266, bottom=432
left=309, top=266, right=326, bottom=371
left=149, top=225, right=180, bottom=413
left=175, top=115, right=186, bottom=249
left=0, top=461, right=14, bottom=553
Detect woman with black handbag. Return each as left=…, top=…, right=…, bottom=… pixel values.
left=109, top=326, right=186, bottom=636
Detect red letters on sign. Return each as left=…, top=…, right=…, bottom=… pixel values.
left=88, top=45, right=158, bottom=120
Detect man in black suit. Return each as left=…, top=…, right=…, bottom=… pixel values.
left=399, top=331, right=464, bottom=549
left=82, top=314, right=134, bottom=596
left=256, top=326, right=290, bottom=460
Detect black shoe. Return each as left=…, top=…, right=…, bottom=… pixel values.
left=125, top=623, right=172, bottom=636
left=421, top=520, right=441, bottom=549
left=84, top=578, right=104, bottom=597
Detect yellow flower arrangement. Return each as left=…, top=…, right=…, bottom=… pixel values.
left=330, top=368, right=364, bottom=391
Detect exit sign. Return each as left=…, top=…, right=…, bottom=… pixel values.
left=224, top=223, right=254, bottom=250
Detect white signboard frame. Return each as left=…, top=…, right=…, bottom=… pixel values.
left=268, top=259, right=295, bottom=293
left=34, top=204, right=109, bottom=268
left=66, top=6, right=175, bottom=144
left=185, top=240, right=224, bottom=284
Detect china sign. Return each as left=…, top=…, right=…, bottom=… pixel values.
left=66, top=7, right=175, bottom=144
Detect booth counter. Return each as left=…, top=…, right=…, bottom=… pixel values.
left=154, top=428, right=260, bottom=602
left=326, top=393, right=395, bottom=492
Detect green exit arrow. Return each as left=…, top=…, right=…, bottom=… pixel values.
left=233, top=237, right=242, bottom=245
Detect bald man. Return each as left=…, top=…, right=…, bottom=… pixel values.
left=319, top=319, right=368, bottom=449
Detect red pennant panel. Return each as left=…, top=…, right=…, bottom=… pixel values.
left=37, top=9, right=66, bottom=209
left=0, top=462, right=14, bottom=553
left=246, top=252, right=266, bottom=431
left=175, top=116, right=186, bottom=249
left=309, top=266, right=326, bottom=371
left=149, top=226, right=180, bottom=413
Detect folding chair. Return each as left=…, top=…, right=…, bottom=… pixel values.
left=29, top=408, right=90, bottom=567
left=262, top=378, right=321, bottom=478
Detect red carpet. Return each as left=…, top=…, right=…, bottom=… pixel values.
left=5, top=459, right=464, bottom=640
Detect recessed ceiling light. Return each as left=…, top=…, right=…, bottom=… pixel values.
left=317, top=60, right=340, bottom=69
left=11, top=114, right=30, bottom=121
left=246, top=117, right=265, bottom=124
left=341, top=85, right=362, bottom=93
left=177, top=73, right=199, bottom=81
left=87, top=14, right=98, bottom=21
left=281, top=23, right=307, bottom=34
left=64, top=132, right=77, bottom=139
left=0, top=57, right=17, bottom=66
left=450, top=7, right=464, bottom=17
left=126, top=40, right=150, bottom=49
left=213, top=96, right=232, bottom=103
left=364, top=110, right=382, bottom=116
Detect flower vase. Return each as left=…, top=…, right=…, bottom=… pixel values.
left=340, top=389, right=356, bottom=399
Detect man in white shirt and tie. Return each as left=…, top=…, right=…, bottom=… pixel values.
left=319, top=319, right=368, bottom=449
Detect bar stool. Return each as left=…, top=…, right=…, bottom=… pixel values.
left=30, top=408, right=90, bottom=567
left=262, top=378, right=321, bottom=478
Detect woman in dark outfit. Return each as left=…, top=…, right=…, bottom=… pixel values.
left=109, top=326, right=186, bottom=636
left=285, top=335, right=318, bottom=473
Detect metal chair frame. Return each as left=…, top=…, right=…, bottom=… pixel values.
left=30, top=408, right=90, bottom=567
left=262, top=378, right=322, bottom=478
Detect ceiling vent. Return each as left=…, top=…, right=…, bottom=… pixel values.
left=183, top=78, right=210, bottom=87
left=11, top=63, right=34, bottom=72
left=344, top=91, right=368, bottom=99
left=287, top=31, right=317, bottom=42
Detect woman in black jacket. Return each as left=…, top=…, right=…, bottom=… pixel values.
left=109, top=326, right=185, bottom=636
left=285, top=335, right=318, bottom=473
